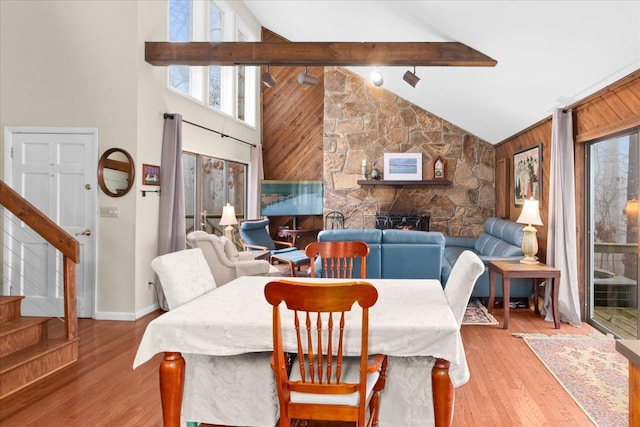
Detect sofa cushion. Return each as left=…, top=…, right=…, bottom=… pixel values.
left=220, top=236, right=240, bottom=261
left=474, top=218, right=524, bottom=257
left=442, top=217, right=532, bottom=299
left=381, top=230, right=444, bottom=279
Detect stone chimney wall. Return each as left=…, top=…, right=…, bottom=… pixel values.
left=323, top=66, right=495, bottom=236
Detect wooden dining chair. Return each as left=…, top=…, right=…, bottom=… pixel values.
left=264, top=279, right=388, bottom=427
left=305, top=241, right=370, bottom=278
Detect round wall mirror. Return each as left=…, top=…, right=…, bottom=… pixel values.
left=97, top=148, right=135, bottom=197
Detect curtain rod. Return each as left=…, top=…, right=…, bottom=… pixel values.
left=163, top=113, right=257, bottom=148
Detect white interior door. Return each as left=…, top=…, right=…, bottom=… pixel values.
left=3, top=127, right=97, bottom=318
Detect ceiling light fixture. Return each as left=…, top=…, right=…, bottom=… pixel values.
left=261, top=65, right=277, bottom=88
left=370, top=70, right=384, bottom=87
left=298, top=66, right=318, bottom=86
left=403, top=66, right=420, bottom=88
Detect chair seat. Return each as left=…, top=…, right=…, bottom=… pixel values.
left=289, top=356, right=381, bottom=407
left=271, top=249, right=309, bottom=266
left=272, top=247, right=298, bottom=255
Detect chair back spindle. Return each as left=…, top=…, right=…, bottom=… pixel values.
left=305, top=241, right=369, bottom=278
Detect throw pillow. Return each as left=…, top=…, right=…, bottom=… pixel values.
left=221, top=236, right=240, bottom=261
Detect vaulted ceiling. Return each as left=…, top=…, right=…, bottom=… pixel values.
left=241, top=0, right=640, bottom=144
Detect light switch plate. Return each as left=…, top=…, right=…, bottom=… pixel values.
left=100, top=206, right=119, bottom=218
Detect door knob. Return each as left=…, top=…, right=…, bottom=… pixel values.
left=75, top=229, right=92, bottom=236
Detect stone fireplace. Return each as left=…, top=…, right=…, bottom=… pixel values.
left=323, top=66, right=496, bottom=237
left=375, top=213, right=430, bottom=231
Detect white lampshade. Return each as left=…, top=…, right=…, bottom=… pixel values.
left=219, top=203, right=238, bottom=241
left=516, top=199, right=543, bottom=226
left=516, top=199, right=543, bottom=264
left=219, top=203, right=238, bottom=226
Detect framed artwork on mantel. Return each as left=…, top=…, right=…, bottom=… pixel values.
left=433, top=156, right=445, bottom=179
left=384, top=153, right=422, bottom=181
left=513, top=144, right=541, bottom=206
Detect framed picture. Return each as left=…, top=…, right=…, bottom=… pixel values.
left=513, top=144, right=541, bottom=206
left=142, top=164, right=160, bottom=186
left=384, top=153, right=422, bottom=181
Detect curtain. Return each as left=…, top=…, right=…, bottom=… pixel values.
left=544, top=108, right=582, bottom=326
left=156, top=113, right=186, bottom=310
left=248, top=144, right=264, bottom=220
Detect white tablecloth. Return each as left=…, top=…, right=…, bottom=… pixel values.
left=134, top=276, right=469, bottom=426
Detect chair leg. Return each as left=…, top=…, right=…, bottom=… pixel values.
left=370, top=356, right=387, bottom=426
left=288, top=260, right=296, bottom=277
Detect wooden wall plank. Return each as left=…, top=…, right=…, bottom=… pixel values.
left=497, top=71, right=640, bottom=318
left=261, top=29, right=325, bottom=232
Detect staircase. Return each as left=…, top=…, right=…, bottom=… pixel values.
left=0, top=296, right=79, bottom=399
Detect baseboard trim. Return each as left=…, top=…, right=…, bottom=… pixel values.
left=93, top=303, right=160, bottom=321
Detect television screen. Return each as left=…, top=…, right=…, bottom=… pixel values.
left=261, top=180, right=324, bottom=216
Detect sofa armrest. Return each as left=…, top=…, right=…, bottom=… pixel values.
left=274, top=240, right=294, bottom=248
left=238, top=251, right=269, bottom=261
left=477, top=255, right=523, bottom=264
left=445, top=236, right=476, bottom=248
left=234, top=260, right=272, bottom=277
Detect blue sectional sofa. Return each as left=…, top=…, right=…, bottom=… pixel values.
left=316, top=228, right=445, bottom=279
left=442, top=217, right=533, bottom=299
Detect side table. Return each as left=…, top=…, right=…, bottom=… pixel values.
left=276, top=228, right=319, bottom=248
left=488, top=261, right=560, bottom=329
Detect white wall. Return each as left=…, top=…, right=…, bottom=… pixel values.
left=1, top=0, right=262, bottom=319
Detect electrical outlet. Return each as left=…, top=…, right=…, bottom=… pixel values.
left=100, top=206, right=119, bottom=217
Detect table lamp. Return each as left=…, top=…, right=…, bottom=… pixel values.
left=219, top=203, right=238, bottom=241
left=516, top=198, right=543, bottom=264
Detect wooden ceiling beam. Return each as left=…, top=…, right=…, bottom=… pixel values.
left=145, top=41, right=497, bottom=67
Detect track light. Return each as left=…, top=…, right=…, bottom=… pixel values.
left=298, top=66, right=318, bottom=86
left=370, top=70, right=384, bottom=86
left=403, top=66, right=420, bottom=88
left=261, top=66, right=277, bottom=88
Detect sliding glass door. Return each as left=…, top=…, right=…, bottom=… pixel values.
left=183, top=152, right=247, bottom=235
left=588, top=130, right=639, bottom=338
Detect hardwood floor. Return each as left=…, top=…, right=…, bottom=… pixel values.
left=0, top=304, right=601, bottom=426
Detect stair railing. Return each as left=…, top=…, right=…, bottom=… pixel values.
left=0, top=180, right=79, bottom=341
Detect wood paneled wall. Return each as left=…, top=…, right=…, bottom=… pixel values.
left=496, top=70, right=640, bottom=317
left=261, top=29, right=325, bottom=232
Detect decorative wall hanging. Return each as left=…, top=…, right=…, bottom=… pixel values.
left=142, top=164, right=161, bottom=186
left=513, top=144, right=541, bottom=206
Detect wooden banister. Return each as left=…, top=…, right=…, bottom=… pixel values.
left=0, top=179, right=79, bottom=340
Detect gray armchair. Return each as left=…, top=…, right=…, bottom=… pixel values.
left=187, top=231, right=281, bottom=286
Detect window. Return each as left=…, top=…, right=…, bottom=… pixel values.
left=168, top=0, right=257, bottom=126
left=168, top=0, right=190, bottom=95
left=208, top=1, right=222, bottom=110
left=183, top=152, right=247, bottom=236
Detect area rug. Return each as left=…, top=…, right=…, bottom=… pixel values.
left=462, top=298, right=498, bottom=325
left=516, top=333, right=628, bottom=427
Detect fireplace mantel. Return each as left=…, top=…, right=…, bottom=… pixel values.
left=357, top=179, right=452, bottom=186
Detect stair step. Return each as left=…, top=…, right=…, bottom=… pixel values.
left=0, top=317, right=52, bottom=358
left=0, top=296, right=25, bottom=323
left=0, top=337, right=79, bottom=399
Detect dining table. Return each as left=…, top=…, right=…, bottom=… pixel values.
left=133, top=276, right=470, bottom=427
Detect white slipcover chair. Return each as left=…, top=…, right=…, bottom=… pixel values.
left=187, top=230, right=281, bottom=286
